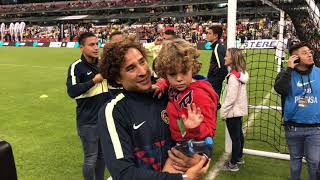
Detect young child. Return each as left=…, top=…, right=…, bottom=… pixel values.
left=220, top=48, right=249, bottom=172
left=153, top=39, right=219, bottom=158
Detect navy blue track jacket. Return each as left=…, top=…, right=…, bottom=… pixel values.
left=66, top=55, right=113, bottom=127
left=98, top=90, right=183, bottom=180
left=207, top=41, right=228, bottom=97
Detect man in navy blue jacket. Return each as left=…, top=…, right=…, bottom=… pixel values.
left=98, top=40, right=210, bottom=180
left=66, top=32, right=114, bottom=180
left=274, top=42, right=320, bottom=180
left=206, top=25, right=228, bottom=104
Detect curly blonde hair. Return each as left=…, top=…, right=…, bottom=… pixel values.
left=154, top=39, right=202, bottom=78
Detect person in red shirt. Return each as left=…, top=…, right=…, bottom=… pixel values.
left=153, top=39, right=218, bottom=157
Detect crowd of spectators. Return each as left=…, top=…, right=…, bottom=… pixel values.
left=1, top=17, right=293, bottom=44
left=0, top=0, right=163, bottom=13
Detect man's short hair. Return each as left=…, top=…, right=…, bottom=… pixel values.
left=289, top=41, right=312, bottom=55
left=164, top=29, right=176, bottom=37
left=99, top=40, right=147, bottom=87
left=78, top=32, right=96, bottom=46
left=110, top=31, right=124, bottom=39
left=208, top=25, right=223, bottom=40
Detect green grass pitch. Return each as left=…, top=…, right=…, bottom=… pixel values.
left=0, top=47, right=308, bottom=179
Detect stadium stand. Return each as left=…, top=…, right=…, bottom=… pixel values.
left=0, top=0, right=285, bottom=44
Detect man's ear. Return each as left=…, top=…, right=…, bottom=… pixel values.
left=214, top=34, right=219, bottom=40
left=115, top=77, right=122, bottom=85
left=79, top=44, right=84, bottom=52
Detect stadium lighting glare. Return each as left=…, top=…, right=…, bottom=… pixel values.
left=58, top=15, right=88, bottom=20
left=110, top=19, right=118, bottom=22
left=217, top=3, right=228, bottom=8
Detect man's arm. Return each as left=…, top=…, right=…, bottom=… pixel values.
left=274, top=68, right=292, bottom=96
left=210, top=44, right=228, bottom=78
left=66, top=64, right=102, bottom=98
left=97, top=98, right=183, bottom=180
left=217, top=45, right=228, bottom=78
left=274, top=54, right=299, bottom=96
left=217, top=44, right=226, bottom=68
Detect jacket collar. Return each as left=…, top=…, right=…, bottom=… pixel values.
left=210, top=40, right=219, bottom=49
left=80, top=54, right=98, bottom=72
left=81, top=54, right=98, bottom=65
left=295, top=65, right=313, bottom=75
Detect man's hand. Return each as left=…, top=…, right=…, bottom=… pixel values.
left=167, top=148, right=202, bottom=172
left=184, top=156, right=210, bottom=180
left=93, top=73, right=104, bottom=84
left=155, top=37, right=163, bottom=45
left=162, top=158, right=184, bottom=174
left=181, top=103, right=204, bottom=129
left=288, top=55, right=300, bottom=69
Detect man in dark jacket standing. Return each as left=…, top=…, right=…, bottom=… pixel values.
left=66, top=32, right=113, bottom=180
left=274, top=42, right=320, bottom=180
left=206, top=25, right=228, bottom=104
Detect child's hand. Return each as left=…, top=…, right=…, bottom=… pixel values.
left=152, top=84, right=163, bottom=99
left=181, top=103, right=204, bottom=129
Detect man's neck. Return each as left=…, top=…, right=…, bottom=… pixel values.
left=83, top=54, right=95, bottom=64
left=211, top=39, right=218, bottom=43
left=295, top=64, right=311, bottom=72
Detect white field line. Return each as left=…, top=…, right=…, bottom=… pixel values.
left=0, top=63, right=66, bottom=70
left=248, top=105, right=281, bottom=111
left=243, top=89, right=274, bottom=134
left=205, top=89, right=274, bottom=180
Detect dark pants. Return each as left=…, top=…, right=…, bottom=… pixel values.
left=208, top=78, right=223, bottom=109
left=78, top=125, right=105, bottom=180
left=226, top=117, right=244, bottom=165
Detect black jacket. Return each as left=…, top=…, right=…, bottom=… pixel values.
left=98, top=90, right=182, bottom=180
left=207, top=41, right=228, bottom=97
left=66, top=55, right=113, bottom=127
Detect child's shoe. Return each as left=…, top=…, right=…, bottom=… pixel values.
left=220, top=161, right=239, bottom=172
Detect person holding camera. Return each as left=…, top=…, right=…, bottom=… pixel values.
left=274, top=42, right=320, bottom=180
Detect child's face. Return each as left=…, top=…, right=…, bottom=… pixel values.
left=166, top=68, right=193, bottom=92
left=224, top=50, right=232, bottom=66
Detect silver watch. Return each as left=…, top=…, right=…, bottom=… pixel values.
left=182, top=174, right=188, bottom=180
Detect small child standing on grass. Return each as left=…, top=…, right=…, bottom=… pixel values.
left=220, top=48, right=249, bottom=172
left=153, top=39, right=219, bottom=160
